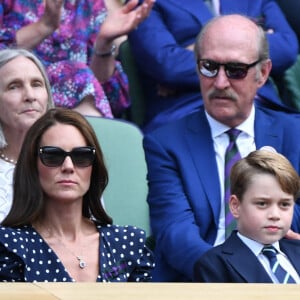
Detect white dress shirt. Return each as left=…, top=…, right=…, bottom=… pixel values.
left=238, top=232, right=300, bottom=283
left=205, top=106, right=256, bottom=245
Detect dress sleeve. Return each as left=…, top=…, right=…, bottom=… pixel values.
left=0, top=1, right=23, bottom=49
left=100, top=225, right=155, bottom=282
left=101, top=62, right=130, bottom=117
left=87, top=2, right=130, bottom=117
left=0, top=243, right=24, bottom=282
left=127, top=227, right=155, bottom=282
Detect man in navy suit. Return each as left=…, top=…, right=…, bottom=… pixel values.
left=128, top=0, right=298, bottom=132
left=143, top=14, right=300, bottom=282
left=193, top=150, right=300, bottom=283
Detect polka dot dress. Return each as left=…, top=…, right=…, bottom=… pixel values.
left=0, top=224, right=155, bottom=282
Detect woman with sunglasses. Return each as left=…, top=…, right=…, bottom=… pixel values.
left=0, top=48, right=54, bottom=223
left=0, top=108, right=154, bottom=282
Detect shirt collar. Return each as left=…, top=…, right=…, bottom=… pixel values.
left=205, top=105, right=255, bottom=139
left=237, top=231, right=281, bottom=256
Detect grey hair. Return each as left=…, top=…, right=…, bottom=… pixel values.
left=0, top=48, right=54, bottom=148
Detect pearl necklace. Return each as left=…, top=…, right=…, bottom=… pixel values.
left=0, top=149, right=17, bottom=165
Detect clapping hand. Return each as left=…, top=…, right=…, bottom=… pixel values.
left=41, top=0, right=64, bottom=32
left=99, top=0, right=155, bottom=41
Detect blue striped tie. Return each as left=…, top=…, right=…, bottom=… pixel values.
left=224, top=128, right=241, bottom=238
left=262, top=246, right=296, bottom=283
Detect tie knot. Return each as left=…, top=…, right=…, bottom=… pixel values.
left=226, top=128, right=241, bottom=142
left=262, top=245, right=277, bottom=259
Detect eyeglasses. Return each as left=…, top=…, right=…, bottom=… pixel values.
left=39, top=146, right=96, bottom=167
left=197, top=59, right=261, bottom=79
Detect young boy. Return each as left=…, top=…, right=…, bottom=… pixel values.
left=193, top=149, right=300, bottom=283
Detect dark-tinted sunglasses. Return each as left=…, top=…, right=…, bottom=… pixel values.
left=197, top=59, right=261, bottom=79
left=39, top=146, right=96, bottom=167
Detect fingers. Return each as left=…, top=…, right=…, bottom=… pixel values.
left=135, top=0, right=155, bottom=22
left=122, top=0, right=140, bottom=14
left=285, top=229, right=300, bottom=240
left=122, top=0, right=155, bottom=18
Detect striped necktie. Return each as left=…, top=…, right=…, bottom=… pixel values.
left=262, top=246, right=296, bottom=283
left=224, top=128, right=241, bottom=238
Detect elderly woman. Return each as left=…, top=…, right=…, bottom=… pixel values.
left=0, top=108, right=154, bottom=282
left=0, top=48, right=54, bottom=222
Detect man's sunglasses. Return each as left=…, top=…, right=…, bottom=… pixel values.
left=197, top=59, right=261, bottom=80
left=39, top=146, right=96, bottom=167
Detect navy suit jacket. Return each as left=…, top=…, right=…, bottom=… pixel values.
left=193, top=231, right=300, bottom=283
left=129, top=0, right=298, bottom=132
left=143, top=106, right=300, bottom=281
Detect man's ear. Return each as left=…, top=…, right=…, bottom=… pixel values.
left=229, top=195, right=241, bottom=219
left=257, top=59, right=272, bottom=88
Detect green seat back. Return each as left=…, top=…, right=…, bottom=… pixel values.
left=118, top=40, right=146, bottom=127
left=85, top=116, right=150, bottom=235
left=283, top=54, right=300, bottom=111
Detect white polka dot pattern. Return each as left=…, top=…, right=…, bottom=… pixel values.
left=0, top=224, right=155, bottom=282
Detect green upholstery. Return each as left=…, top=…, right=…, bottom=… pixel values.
left=118, top=40, right=146, bottom=127
left=282, top=55, right=300, bottom=111
left=85, top=116, right=150, bottom=235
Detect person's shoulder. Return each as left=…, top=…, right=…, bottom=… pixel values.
left=256, top=106, right=300, bottom=126
left=0, top=225, right=34, bottom=237
left=280, top=237, right=300, bottom=247
left=97, top=224, right=146, bottom=239
left=0, top=225, right=37, bottom=252
left=145, top=109, right=205, bottom=139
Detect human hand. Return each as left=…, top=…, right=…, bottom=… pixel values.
left=40, top=0, right=64, bottom=32
left=99, top=0, right=155, bottom=42
left=285, top=229, right=300, bottom=240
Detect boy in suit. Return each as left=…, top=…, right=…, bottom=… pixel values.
left=193, top=149, right=300, bottom=283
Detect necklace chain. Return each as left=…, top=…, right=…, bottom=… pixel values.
left=0, top=149, right=17, bottom=165
left=44, top=227, right=87, bottom=269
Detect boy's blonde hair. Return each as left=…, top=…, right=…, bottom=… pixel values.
left=230, top=150, right=300, bottom=201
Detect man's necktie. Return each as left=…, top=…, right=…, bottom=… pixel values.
left=262, top=246, right=296, bottom=283
left=224, top=128, right=241, bottom=238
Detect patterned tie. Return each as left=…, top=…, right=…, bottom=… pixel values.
left=224, top=128, right=241, bottom=238
left=262, top=246, right=296, bottom=283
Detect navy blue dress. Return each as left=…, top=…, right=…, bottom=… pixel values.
left=0, top=224, right=154, bottom=282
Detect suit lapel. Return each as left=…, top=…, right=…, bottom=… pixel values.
left=280, top=239, right=300, bottom=276
left=254, top=108, right=283, bottom=151
left=184, top=109, right=221, bottom=225
left=223, top=233, right=273, bottom=283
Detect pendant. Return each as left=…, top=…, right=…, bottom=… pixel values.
left=77, top=256, right=87, bottom=269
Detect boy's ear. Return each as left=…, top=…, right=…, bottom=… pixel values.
left=229, top=195, right=241, bottom=218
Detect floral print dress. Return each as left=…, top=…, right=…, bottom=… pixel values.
left=0, top=0, right=130, bottom=117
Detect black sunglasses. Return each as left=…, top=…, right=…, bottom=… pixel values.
left=197, top=59, right=261, bottom=79
left=39, top=146, right=96, bottom=167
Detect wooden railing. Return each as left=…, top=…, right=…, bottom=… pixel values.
left=0, top=283, right=299, bottom=300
